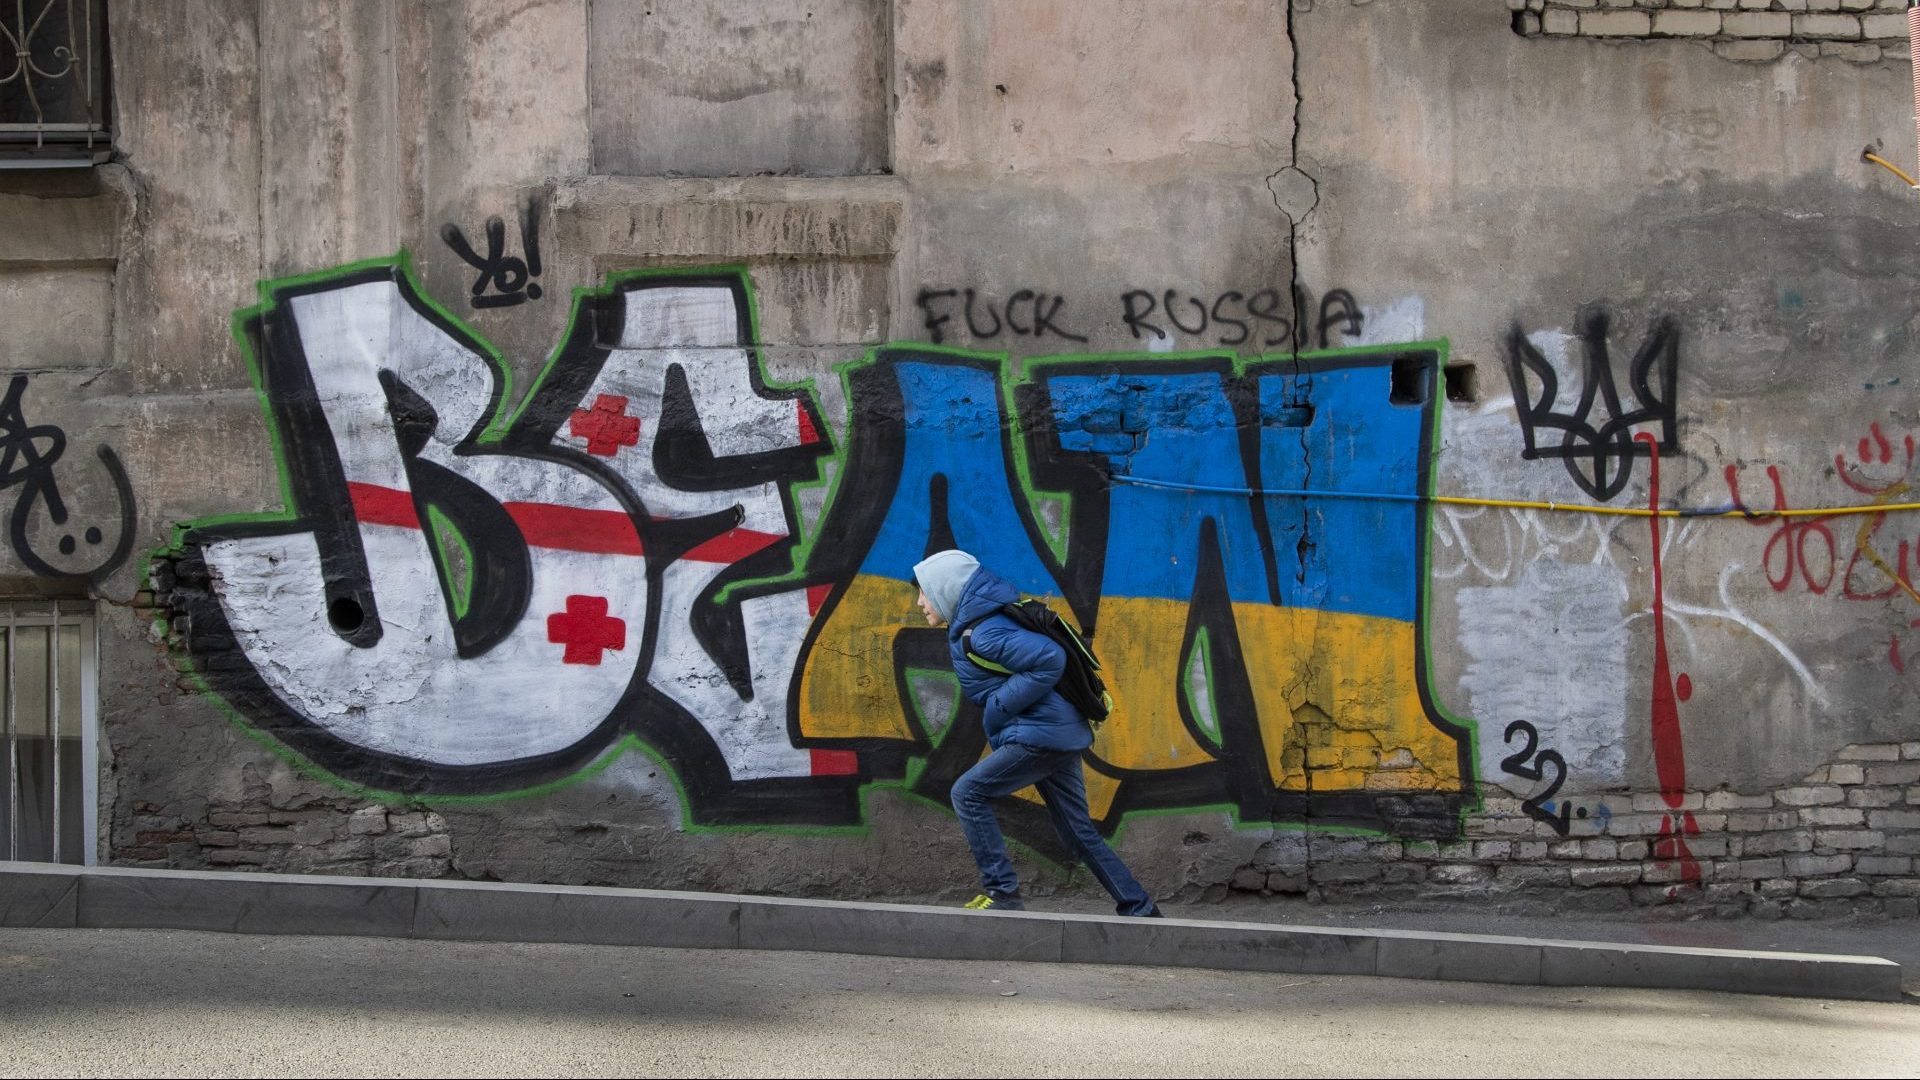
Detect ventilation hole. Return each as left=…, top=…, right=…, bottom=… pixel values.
left=1444, top=363, right=1479, bottom=403
left=1390, top=355, right=1430, bottom=405
left=328, top=597, right=366, bottom=633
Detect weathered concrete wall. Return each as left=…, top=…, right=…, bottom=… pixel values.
left=2, top=0, right=1917, bottom=920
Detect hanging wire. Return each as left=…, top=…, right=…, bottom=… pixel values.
left=1107, top=473, right=1920, bottom=520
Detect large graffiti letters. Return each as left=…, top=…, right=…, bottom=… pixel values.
left=1505, top=306, right=1680, bottom=501
left=171, top=262, right=1474, bottom=841
left=167, top=262, right=847, bottom=823
left=0, top=374, right=135, bottom=582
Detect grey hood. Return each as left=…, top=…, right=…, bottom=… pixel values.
left=911, top=549, right=980, bottom=624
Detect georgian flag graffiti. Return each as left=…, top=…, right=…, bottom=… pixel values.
left=183, top=265, right=837, bottom=799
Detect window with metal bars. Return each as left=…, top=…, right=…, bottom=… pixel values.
left=1, top=601, right=96, bottom=864
left=0, top=0, right=111, bottom=168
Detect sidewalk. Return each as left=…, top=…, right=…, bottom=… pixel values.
left=1018, top=886, right=1920, bottom=994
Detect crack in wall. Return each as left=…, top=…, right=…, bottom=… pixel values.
left=1282, top=0, right=1317, bottom=860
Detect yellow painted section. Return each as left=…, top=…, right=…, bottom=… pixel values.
left=795, top=574, right=921, bottom=742
left=792, top=574, right=1461, bottom=800
left=1090, top=596, right=1459, bottom=796
left=1228, top=603, right=1459, bottom=794
left=1087, top=595, right=1221, bottom=774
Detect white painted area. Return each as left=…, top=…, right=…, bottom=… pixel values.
left=679, top=347, right=806, bottom=457
left=616, top=286, right=739, bottom=350
left=205, top=278, right=648, bottom=766
left=647, top=576, right=816, bottom=780
left=1657, top=562, right=1831, bottom=710
left=209, top=527, right=645, bottom=764
left=553, top=284, right=821, bottom=781
left=1353, top=295, right=1425, bottom=345
left=1458, top=560, right=1629, bottom=790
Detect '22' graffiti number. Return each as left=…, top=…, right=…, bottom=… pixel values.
left=1500, top=720, right=1572, bottom=836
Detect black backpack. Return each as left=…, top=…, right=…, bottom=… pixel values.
left=963, top=599, right=1114, bottom=728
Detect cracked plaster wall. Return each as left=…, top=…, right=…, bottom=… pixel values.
left=0, top=0, right=1915, bottom=917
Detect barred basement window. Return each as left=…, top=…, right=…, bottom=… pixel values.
left=0, top=0, right=110, bottom=168
left=1, top=601, right=97, bottom=864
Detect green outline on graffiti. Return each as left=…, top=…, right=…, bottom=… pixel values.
left=156, top=255, right=1479, bottom=845
left=1182, top=625, right=1223, bottom=749
left=424, top=505, right=476, bottom=620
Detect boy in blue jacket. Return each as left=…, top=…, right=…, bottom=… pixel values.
left=912, top=549, right=1162, bottom=917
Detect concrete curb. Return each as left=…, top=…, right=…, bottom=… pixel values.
left=1, top=862, right=1902, bottom=1001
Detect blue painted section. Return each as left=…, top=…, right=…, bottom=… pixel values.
left=1047, top=371, right=1271, bottom=604
left=1256, top=365, right=1423, bottom=622
left=858, top=359, right=1063, bottom=597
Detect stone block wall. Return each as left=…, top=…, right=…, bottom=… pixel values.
left=1226, top=742, right=1920, bottom=919
left=1511, top=0, right=1916, bottom=63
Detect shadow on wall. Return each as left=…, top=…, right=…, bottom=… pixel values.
left=154, top=256, right=1473, bottom=852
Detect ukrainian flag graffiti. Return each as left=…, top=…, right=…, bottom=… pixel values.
left=794, top=345, right=1470, bottom=838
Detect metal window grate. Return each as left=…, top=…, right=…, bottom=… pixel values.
left=1, top=601, right=96, bottom=864
left=0, top=0, right=110, bottom=167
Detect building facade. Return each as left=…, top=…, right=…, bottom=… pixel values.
left=2, top=0, right=1918, bottom=919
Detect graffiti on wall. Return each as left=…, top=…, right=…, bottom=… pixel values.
left=161, top=257, right=1473, bottom=842
left=1726, top=421, right=1920, bottom=674
left=1499, top=306, right=1698, bottom=864
left=440, top=197, right=544, bottom=309
left=913, top=283, right=1376, bottom=352
left=0, top=374, right=135, bottom=581
left=1505, top=305, right=1680, bottom=501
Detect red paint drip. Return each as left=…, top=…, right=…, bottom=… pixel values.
left=1654, top=811, right=1704, bottom=884
left=1638, top=433, right=1689, bottom=805
left=1675, top=672, right=1692, bottom=702
left=1892, top=634, right=1906, bottom=675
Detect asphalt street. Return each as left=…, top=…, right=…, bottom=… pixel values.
left=1, top=926, right=1914, bottom=1078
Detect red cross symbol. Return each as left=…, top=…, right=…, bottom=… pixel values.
left=546, top=595, right=626, bottom=665
left=569, top=394, right=641, bottom=457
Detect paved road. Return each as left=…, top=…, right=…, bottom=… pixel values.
left=1, top=927, right=1914, bottom=1077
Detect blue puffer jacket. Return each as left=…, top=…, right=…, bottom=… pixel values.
left=948, top=566, right=1093, bottom=752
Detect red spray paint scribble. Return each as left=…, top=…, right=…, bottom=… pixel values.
left=1724, top=464, right=1836, bottom=594
left=1638, top=432, right=1701, bottom=883
left=1725, top=427, right=1920, bottom=674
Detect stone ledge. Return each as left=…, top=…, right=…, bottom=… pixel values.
left=549, top=175, right=906, bottom=260
left=0, top=863, right=1901, bottom=1002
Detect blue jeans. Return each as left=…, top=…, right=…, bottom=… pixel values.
left=949, top=742, right=1159, bottom=917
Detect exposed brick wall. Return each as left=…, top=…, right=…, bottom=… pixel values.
left=119, top=797, right=455, bottom=879
left=1225, top=741, right=1920, bottom=919
left=1511, top=0, right=1915, bottom=63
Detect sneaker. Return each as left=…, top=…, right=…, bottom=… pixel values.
left=962, top=892, right=1026, bottom=911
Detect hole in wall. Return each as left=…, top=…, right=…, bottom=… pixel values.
left=328, top=597, right=366, bottom=634
left=1389, top=355, right=1430, bottom=406
left=1444, top=363, right=1478, bottom=403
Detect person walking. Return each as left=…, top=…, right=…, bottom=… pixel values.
left=911, top=549, right=1162, bottom=917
